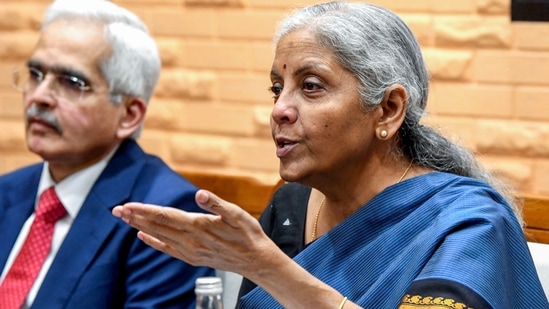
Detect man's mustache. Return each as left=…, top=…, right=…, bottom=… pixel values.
left=26, top=105, right=62, bottom=134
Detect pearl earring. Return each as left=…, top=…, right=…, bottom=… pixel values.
left=380, top=130, right=388, bottom=138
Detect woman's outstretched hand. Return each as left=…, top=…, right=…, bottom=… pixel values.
left=112, top=189, right=274, bottom=276
left=113, top=189, right=353, bottom=309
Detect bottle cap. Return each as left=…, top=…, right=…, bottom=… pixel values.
left=195, top=276, right=223, bottom=295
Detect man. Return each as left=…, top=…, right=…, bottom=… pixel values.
left=0, top=0, right=214, bottom=308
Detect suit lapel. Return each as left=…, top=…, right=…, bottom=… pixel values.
left=0, top=165, right=42, bottom=268
left=33, top=140, right=147, bottom=307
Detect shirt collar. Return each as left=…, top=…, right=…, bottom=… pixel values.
left=37, top=145, right=119, bottom=218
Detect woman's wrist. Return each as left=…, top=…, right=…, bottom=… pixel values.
left=338, top=296, right=348, bottom=309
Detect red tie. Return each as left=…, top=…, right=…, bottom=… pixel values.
left=0, top=187, right=67, bottom=309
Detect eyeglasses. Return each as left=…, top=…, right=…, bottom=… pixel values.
left=13, top=67, right=93, bottom=102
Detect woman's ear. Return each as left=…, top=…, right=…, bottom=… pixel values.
left=116, top=97, right=147, bottom=139
left=375, top=84, right=408, bottom=140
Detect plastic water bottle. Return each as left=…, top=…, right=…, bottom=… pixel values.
left=195, top=276, right=223, bottom=309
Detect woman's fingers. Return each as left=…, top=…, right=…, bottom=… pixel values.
left=113, top=190, right=255, bottom=232
left=194, top=189, right=254, bottom=228
left=113, top=203, right=199, bottom=248
left=113, top=203, right=223, bottom=265
left=136, top=231, right=170, bottom=254
left=136, top=231, right=205, bottom=266
left=195, top=189, right=245, bottom=218
left=111, top=193, right=271, bottom=271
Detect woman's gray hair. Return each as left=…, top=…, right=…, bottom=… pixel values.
left=42, top=0, right=161, bottom=138
left=275, top=1, right=521, bottom=223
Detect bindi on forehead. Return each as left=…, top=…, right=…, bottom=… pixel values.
left=283, top=64, right=286, bottom=69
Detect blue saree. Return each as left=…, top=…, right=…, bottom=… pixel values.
left=239, top=172, right=549, bottom=308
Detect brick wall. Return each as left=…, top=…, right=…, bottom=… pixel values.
left=1, top=0, right=548, bottom=196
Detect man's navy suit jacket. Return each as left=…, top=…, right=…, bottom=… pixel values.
left=0, top=139, right=215, bottom=308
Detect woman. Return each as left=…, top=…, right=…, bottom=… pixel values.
left=113, top=2, right=549, bottom=308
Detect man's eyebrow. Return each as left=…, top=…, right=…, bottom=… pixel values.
left=26, top=60, right=91, bottom=85
left=26, top=59, right=43, bottom=70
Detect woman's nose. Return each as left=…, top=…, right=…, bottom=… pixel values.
left=271, top=92, right=298, bottom=125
